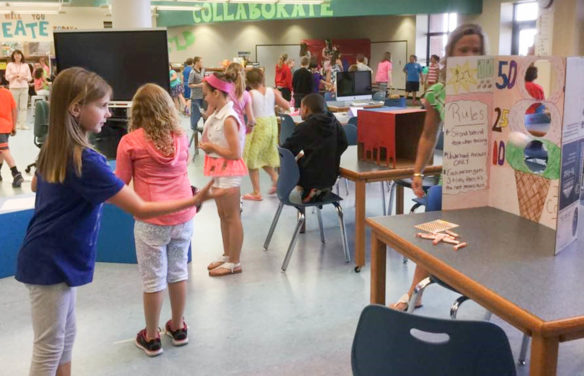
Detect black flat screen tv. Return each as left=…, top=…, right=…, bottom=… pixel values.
left=54, top=29, right=170, bottom=102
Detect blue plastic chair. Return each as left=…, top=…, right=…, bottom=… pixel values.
left=26, top=100, right=49, bottom=173
left=324, top=91, right=335, bottom=101
left=387, top=176, right=439, bottom=215
left=279, top=114, right=296, bottom=145
left=263, top=147, right=351, bottom=271
left=335, top=123, right=357, bottom=196
left=372, top=91, right=386, bottom=101
left=344, top=123, right=358, bottom=146
left=352, top=305, right=517, bottom=376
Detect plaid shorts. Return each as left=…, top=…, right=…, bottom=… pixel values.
left=0, top=133, right=9, bottom=150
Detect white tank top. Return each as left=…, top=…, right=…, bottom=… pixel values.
left=250, top=88, right=276, bottom=118
left=202, top=101, right=244, bottom=158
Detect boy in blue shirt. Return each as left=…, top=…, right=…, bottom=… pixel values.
left=403, top=55, right=423, bottom=104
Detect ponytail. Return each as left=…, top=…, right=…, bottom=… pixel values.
left=225, top=62, right=245, bottom=99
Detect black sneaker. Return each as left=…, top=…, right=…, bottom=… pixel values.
left=165, top=319, right=189, bottom=346
left=135, top=329, right=163, bottom=357
left=12, top=173, right=23, bottom=188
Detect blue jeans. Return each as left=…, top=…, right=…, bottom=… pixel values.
left=190, top=99, right=204, bottom=131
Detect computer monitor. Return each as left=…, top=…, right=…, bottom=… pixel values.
left=54, top=29, right=170, bottom=104
left=336, top=71, right=372, bottom=102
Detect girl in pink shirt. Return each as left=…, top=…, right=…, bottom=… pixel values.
left=200, top=73, right=247, bottom=277
left=115, top=83, right=198, bottom=356
left=375, top=51, right=393, bottom=96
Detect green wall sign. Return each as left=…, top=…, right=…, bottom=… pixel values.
left=156, top=0, right=482, bottom=27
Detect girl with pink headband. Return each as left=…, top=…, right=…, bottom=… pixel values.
left=199, top=72, right=248, bottom=277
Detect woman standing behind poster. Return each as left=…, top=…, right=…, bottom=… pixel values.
left=390, top=24, right=487, bottom=312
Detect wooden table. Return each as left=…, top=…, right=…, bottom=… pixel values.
left=366, top=207, right=584, bottom=376
left=339, top=146, right=441, bottom=271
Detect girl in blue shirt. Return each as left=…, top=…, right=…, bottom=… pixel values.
left=15, top=67, right=211, bottom=376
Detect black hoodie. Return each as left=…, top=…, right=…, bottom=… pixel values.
left=282, top=111, right=348, bottom=192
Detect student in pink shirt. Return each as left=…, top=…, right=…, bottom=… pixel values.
left=115, top=83, right=201, bottom=357
left=375, top=51, right=392, bottom=96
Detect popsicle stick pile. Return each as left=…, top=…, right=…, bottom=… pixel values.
left=416, top=229, right=467, bottom=251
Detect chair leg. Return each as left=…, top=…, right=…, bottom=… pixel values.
left=281, top=211, right=306, bottom=271
left=387, top=181, right=396, bottom=215
left=333, top=202, right=351, bottom=263
left=264, top=202, right=284, bottom=250
left=450, top=295, right=470, bottom=319
left=381, top=182, right=387, bottom=216
left=518, top=334, right=530, bottom=365
left=316, top=207, right=325, bottom=243
left=410, top=203, right=423, bottom=213
left=344, top=178, right=349, bottom=196
left=407, top=277, right=434, bottom=313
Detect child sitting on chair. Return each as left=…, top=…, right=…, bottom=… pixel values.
left=282, top=93, right=348, bottom=204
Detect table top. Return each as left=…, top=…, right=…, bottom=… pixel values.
left=366, top=206, right=584, bottom=324
left=359, top=106, right=426, bottom=114
left=339, top=146, right=441, bottom=181
left=327, top=100, right=384, bottom=112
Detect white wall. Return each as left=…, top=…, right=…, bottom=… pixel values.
left=166, top=15, right=416, bottom=69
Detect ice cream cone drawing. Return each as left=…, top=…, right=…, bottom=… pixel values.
left=506, top=132, right=561, bottom=222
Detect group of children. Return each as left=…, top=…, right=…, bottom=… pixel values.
left=13, top=47, right=351, bottom=372
left=10, top=24, right=489, bottom=373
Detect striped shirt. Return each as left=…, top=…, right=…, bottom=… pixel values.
left=426, top=63, right=440, bottom=85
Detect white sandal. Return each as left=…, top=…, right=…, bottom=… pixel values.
left=207, top=255, right=229, bottom=271
left=389, top=293, right=423, bottom=312
left=209, top=262, right=242, bottom=277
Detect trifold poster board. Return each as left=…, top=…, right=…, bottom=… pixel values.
left=442, top=56, right=584, bottom=255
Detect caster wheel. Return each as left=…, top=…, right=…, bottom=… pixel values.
left=354, top=266, right=361, bottom=273
left=25, top=167, right=31, bottom=174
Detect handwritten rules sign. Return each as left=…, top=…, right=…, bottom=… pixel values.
left=443, top=100, right=489, bottom=194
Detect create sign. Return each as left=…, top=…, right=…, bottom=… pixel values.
left=1, top=20, right=49, bottom=39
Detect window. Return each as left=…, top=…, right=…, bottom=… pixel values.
left=512, top=1, right=538, bottom=55
left=425, top=13, right=457, bottom=64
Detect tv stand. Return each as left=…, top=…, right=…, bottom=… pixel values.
left=90, top=106, right=128, bottom=160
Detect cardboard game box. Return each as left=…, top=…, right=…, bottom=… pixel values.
left=442, top=55, right=584, bottom=254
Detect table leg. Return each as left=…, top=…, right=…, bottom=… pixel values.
left=396, top=184, right=404, bottom=215
left=370, top=232, right=386, bottom=304
left=529, top=334, right=558, bottom=376
left=355, top=180, right=366, bottom=269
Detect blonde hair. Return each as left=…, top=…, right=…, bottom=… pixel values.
left=278, top=53, right=288, bottom=67
left=225, top=62, right=245, bottom=99
left=37, top=67, right=112, bottom=183
left=129, top=83, right=182, bottom=156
